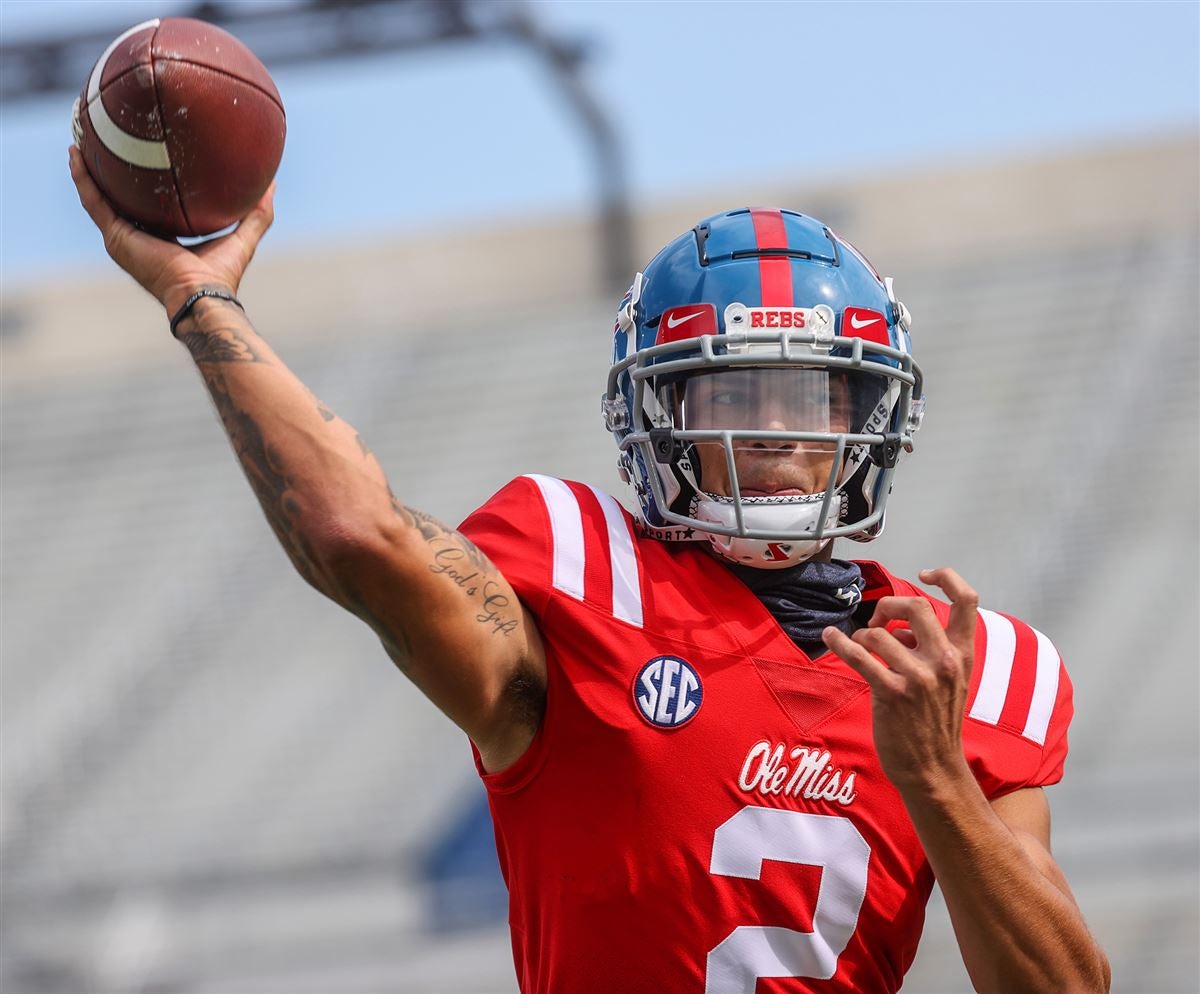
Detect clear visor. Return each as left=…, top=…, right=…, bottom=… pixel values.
left=680, top=367, right=885, bottom=435
left=677, top=368, right=892, bottom=497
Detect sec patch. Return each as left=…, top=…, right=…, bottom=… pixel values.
left=633, top=656, right=703, bottom=729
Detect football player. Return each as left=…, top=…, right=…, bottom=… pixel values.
left=71, top=148, right=1110, bottom=994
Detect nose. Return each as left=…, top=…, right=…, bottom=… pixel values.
left=751, top=435, right=796, bottom=452
left=751, top=404, right=797, bottom=448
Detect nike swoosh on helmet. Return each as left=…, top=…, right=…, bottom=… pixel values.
left=666, top=310, right=705, bottom=329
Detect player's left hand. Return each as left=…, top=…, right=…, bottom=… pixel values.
left=822, top=567, right=978, bottom=793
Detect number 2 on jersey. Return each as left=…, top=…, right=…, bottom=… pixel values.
left=706, top=807, right=871, bottom=993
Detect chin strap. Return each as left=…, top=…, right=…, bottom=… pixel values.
left=728, top=558, right=865, bottom=651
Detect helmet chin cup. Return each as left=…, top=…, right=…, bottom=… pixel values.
left=693, top=493, right=842, bottom=568
left=706, top=531, right=831, bottom=569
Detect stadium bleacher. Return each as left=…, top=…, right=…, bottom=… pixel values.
left=2, top=135, right=1197, bottom=993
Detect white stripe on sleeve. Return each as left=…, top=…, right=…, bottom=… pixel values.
left=1022, top=627, right=1061, bottom=746
left=588, top=485, right=643, bottom=628
left=969, top=609, right=1016, bottom=726
left=525, top=475, right=585, bottom=601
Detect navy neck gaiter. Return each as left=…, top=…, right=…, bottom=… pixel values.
left=728, top=558, right=866, bottom=656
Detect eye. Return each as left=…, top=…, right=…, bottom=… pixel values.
left=709, top=388, right=749, bottom=407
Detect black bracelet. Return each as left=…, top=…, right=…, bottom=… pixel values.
left=169, top=287, right=244, bottom=337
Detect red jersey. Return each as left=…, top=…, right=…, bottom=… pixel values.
left=459, top=475, right=1073, bottom=994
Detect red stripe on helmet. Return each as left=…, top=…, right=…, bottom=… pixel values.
left=749, top=208, right=793, bottom=306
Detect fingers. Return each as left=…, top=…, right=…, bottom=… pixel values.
left=69, top=145, right=118, bottom=230
left=195, top=181, right=276, bottom=284
left=850, top=624, right=934, bottom=679
left=237, top=181, right=276, bottom=245
left=867, top=595, right=945, bottom=648
left=919, top=567, right=979, bottom=649
left=69, top=145, right=146, bottom=266
left=832, top=567, right=980, bottom=691
left=232, top=182, right=275, bottom=270
left=822, top=626, right=905, bottom=693
left=868, top=570, right=980, bottom=660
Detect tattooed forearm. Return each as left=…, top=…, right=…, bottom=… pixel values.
left=310, top=398, right=376, bottom=463
left=178, top=325, right=269, bottom=365
left=312, top=396, right=376, bottom=464
left=202, top=367, right=326, bottom=588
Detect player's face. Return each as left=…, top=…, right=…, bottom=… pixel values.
left=680, top=368, right=853, bottom=498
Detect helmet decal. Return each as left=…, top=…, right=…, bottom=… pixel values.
left=657, top=303, right=718, bottom=345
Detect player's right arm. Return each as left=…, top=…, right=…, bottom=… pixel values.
left=68, top=148, right=546, bottom=773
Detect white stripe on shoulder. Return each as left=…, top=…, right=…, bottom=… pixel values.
left=587, top=485, right=643, bottom=628
left=1022, top=627, right=1061, bottom=746
left=524, top=474, right=585, bottom=601
left=969, top=608, right=1017, bottom=726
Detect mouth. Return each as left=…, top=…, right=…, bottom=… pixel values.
left=738, top=487, right=807, bottom=497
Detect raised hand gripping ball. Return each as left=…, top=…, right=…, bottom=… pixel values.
left=72, top=17, right=285, bottom=238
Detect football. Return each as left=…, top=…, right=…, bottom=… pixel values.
left=71, top=17, right=285, bottom=238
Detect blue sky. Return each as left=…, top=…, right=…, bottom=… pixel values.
left=1, top=0, right=1197, bottom=287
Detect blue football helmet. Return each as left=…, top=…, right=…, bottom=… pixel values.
left=603, top=208, right=925, bottom=568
